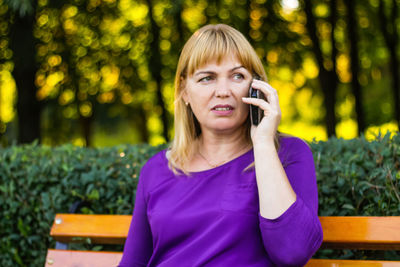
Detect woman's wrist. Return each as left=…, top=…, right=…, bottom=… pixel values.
left=253, top=139, right=276, bottom=153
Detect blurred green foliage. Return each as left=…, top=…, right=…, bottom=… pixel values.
left=0, top=0, right=399, bottom=146
left=0, top=141, right=167, bottom=266
left=1, top=132, right=400, bottom=265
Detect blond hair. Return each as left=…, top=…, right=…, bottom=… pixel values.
left=168, top=24, right=280, bottom=174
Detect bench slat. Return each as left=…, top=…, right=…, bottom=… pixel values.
left=48, top=215, right=400, bottom=266
left=306, top=259, right=400, bottom=266
left=45, top=249, right=122, bottom=267
left=44, top=250, right=399, bottom=267
left=51, top=215, right=400, bottom=250
left=50, top=214, right=131, bottom=244
left=320, top=216, right=400, bottom=250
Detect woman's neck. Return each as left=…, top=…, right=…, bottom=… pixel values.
left=196, top=127, right=252, bottom=167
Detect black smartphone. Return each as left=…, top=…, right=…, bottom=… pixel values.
left=249, top=76, right=264, bottom=126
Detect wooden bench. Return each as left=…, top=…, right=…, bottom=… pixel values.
left=45, top=215, right=400, bottom=266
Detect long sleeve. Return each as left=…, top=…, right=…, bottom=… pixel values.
left=258, top=138, right=323, bottom=266
left=118, top=168, right=153, bottom=267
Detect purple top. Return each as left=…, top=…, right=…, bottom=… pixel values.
left=118, top=136, right=323, bottom=267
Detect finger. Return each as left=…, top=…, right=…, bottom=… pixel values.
left=243, top=96, right=281, bottom=118
left=250, top=80, right=280, bottom=110
left=251, top=80, right=278, bottom=106
left=243, top=85, right=280, bottom=110
left=242, top=97, right=273, bottom=113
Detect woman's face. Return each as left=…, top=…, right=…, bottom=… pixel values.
left=183, top=55, right=252, bottom=135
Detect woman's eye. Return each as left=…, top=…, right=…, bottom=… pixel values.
left=198, top=76, right=213, bottom=82
left=233, top=73, right=245, bottom=80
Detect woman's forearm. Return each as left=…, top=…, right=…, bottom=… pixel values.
left=254, top=137, right=323, bottom=265
left=253, top=140, right=297, bottom=219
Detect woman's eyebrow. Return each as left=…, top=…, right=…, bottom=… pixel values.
left=194, top=66, right=246, bottom=76
left=230, top=66, right=245, bottom=72
left=194, top=71, right=215, bottom=77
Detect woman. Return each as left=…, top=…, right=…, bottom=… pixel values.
left=119, top=24, right=323, bottom=267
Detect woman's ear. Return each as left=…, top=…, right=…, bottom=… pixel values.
left=182, top=89, right=189, bottom=104
left=180, top=76, right=189, bottom=104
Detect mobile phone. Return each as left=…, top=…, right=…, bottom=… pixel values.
left=249, top=76, right=264, bottom=126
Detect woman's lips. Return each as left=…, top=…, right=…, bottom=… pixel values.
left=211, top=105, right=234, bottom=116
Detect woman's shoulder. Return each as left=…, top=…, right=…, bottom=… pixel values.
left=278, top=134, right=313, bottom=165
left=139, top=149, right=175, bottom=189
left=141, top=149, right=168, bottom=173
left=279, top=133, right=311, bottom=151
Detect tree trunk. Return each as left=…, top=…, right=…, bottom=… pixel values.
left=243, top=0, right=251, bottom=41
left=137, top=108, right=149, bottom=142
left=80, top=114, right=93, bottom=147
left=320, top=71, right=337, bottom=137
left=345, top=0, right=365, bottom=135
left=146, top=0, right=170, bottom=142
left=303, top=0, right=338, bottom=137
left=175, top=0, right=185, bottom=47
left=379, top=0, right=400, bottom=129
left=9, top=2, right=41, bottom=144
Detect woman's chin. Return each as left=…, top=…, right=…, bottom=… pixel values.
left=206, top=122, right=246, bottom=134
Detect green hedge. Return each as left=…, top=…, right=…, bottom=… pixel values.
left=0, top=143, right=167, bottom=266
left=311, top=132, right=400, bottom=260
left=1, top=132, right=400, bottom=266
left=312, top=132, right=400, bottom=216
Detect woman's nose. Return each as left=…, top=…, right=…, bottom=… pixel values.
left=215, top=79, right=231, bottom=97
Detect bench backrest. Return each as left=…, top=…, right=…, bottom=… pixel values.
left=45, top=215, right=400, bottom=267
left=50, top=214, right=400, bottom=250
left=319, top=216, right=400, bottom=250
left=50, top=214, right=131, bottom=244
